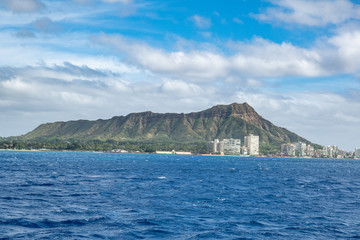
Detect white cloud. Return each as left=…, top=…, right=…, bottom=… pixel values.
left=256, top=0, right=360, bottom=27
left=160, top=79, right=206, bottom=97
left=327, top=30, right=360, bottom=72
left=93, top=34, right=229, bottom=80
left=0, top=64, right=129, bottom=114
left=0, top=31, right=138, bottom=74
left=230, top=37, right=324, bottom=77
left=94, top=34, right=329, bottom=80
left=190, top=15, right=212, bottom=29
left=246, top=78, right=263, bottom=87
left=0, top=0, right=45, bottom=13
left=94, top=32, right=360, bottom=81
left=233, top=17, right=243, bottom=24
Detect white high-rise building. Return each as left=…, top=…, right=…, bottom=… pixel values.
left=222, top=138, right=241, bottom=155
left=208, top=139, right=220, bottom=153
left=294, top=142, right=307, bottom=157
left=281, top=143, right=296, bottom=157
left=305, top=144, right=314, bottom=157
left=355, top=148, right=360, bottom=158
left=208, top=138, right=241, bottom=155
left=244, top=134, right=259, bottom=155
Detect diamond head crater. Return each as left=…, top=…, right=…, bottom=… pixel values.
left=0, top=102, right=324, bottom=156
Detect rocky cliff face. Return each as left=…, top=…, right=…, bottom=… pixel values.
left=23, top=102, right=311, bottom=145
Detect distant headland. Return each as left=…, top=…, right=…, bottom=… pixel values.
left=0, top=103, right=358, bottom=158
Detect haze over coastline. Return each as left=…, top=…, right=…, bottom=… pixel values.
left=0, top=0, right=359, bottom=151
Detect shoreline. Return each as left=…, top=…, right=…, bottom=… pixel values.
left=0, top=149, right=357, bottom=159
left=0, top=149, right=103, bottom=153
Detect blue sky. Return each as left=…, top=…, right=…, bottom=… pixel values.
left=0, top=0, right=360, bottom=151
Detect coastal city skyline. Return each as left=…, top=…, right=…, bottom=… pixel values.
left=208, top=135, right=359, bottom=159
left=0, top=0, right=359, bottom=151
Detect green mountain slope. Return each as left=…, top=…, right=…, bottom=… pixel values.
left=22, top=102, right=313, bottom=146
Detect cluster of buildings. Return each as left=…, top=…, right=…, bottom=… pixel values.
left=281, top=142, right=359, bottom=159
left=281, top=142, right=314, bottom=157
left=111, top=140, right=360, bottom=159
left=208, top=134, right=259, bottom=156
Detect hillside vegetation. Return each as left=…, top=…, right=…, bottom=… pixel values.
left=22, top=103, right=313, bottom=148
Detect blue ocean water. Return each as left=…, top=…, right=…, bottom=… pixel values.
left=1, top=151, right=360, bottom=239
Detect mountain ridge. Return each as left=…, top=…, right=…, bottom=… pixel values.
left=22, top=102, right=315, bottom=147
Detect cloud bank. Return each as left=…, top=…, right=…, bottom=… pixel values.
left=0, top=0, right=359, bottom=151
left=93, top=29, right=360, bottom=81
left=255, top=0, right=360, bottom=27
